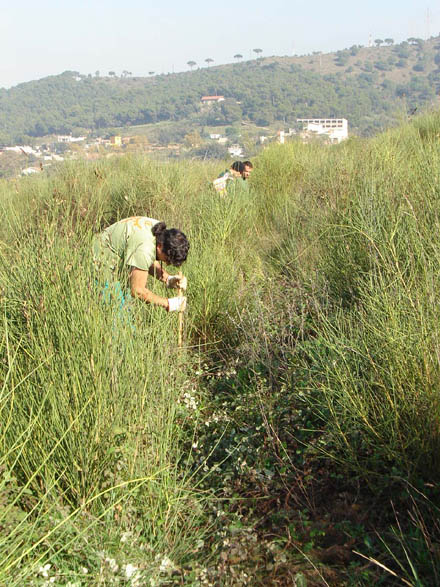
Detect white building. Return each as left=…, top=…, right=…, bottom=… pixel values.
left=21, top=167, right=41, bottom=175
left=57, top=135, right=86, bottom=143
left=4, top=145, right=37, bottom=155
left=297, top=118, right=348, bottom=143
left=228, top=144, right=243, bottom=157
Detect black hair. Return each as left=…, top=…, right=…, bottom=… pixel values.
left=152, top=222, right=189, bottom=266
left=231, top=161, right=245, bottom=173
left=243, top=160, right=253, bottom=168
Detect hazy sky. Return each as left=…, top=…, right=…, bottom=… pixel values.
left=2, top=0, right=439, bottom=88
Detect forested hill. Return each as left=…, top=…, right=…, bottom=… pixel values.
left=2, top=36, right=440, bottom=144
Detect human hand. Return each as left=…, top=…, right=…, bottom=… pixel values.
left=166, top=274, right=187, bottom=291
left=167, top=296, right=187, bottom=312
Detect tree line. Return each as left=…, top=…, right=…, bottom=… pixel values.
left=0, top=38, right=439, bottom=145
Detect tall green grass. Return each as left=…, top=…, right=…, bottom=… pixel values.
left=2, top=112, right=440, bottom=583
left=235, top=114, right=440, bottom=583
left=0, top=163, right=214, bottom=583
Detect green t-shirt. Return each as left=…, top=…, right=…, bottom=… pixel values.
left=93, top=216, right=158, bottom=279
left=226, top=176, right=248, bottom=195
left=213, top=170, right=249, bottom=196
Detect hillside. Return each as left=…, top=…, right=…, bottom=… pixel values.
left=1, top=36, right=439, bottom=144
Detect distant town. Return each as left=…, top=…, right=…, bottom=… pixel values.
left=0, top=96, right=348, bottom=178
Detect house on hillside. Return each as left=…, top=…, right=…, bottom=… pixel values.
left=297, top=118, right=348, bottom=144
left=21, top=167, right=41, bottom=176
left=57, top=135, right=86, bottom=143
left=228, top=144, right=243, bottom=157
left=201, top=95, right=225, bottom=105
left=4, top=145, right=37, bottom=155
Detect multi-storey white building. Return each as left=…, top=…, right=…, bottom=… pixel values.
left=297, top=118, right=348, bottom=143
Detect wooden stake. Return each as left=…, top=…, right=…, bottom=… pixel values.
left=178, top=271, right=184, bottom=348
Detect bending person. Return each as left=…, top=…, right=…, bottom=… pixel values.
left=212, top=160, right=253, bottom=196
left=93, top=216, right=189, bottom=312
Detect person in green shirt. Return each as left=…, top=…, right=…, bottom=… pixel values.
left=93, top=217, right=189, bottom=312
left=212, top=160, right=253, bottom=196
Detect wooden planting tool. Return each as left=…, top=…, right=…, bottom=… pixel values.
left=178, top=271, right=184, bottom=348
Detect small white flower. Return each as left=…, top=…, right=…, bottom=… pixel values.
left=81, top=567, right=89, bottom=574
left=183, top=391, right=197, bottom=410
left=124, top=563, right=138, bottom=578
left=159, top=556, right=174, bottom=574
left=105, top=557, right=119, bottom=573
left=38, top=564, right=51, bottom=578
left=120, top=531, right=132, bottom=543
left=192, top=442, right=198, bottom=449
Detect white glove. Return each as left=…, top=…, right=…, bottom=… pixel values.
left=168, top=296, right=187, bottom=312
left=166, top=274, right=187, bottom=291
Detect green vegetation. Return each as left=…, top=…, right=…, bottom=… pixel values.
left=1, top=110, right=440, bottom=584
left=2, top=36, right=440, bottom=145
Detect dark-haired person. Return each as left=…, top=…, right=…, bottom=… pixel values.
left=230, top=160, right=253, bottom=180
left=242, top=160, right=253, bottom=180
left=212, top=160, right=253, bottom=195
left=93, top=217, right=189, bottom=312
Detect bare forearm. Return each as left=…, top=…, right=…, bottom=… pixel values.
left=131, top=286, right=169, bottom=309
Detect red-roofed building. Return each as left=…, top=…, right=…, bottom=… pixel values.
left=201, top=95, right=225, bottom=105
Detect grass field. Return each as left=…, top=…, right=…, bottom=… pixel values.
left=1, top=112, right=440, bottom=585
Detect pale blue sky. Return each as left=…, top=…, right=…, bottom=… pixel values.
left=2, top=0, right=439, bottom=88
